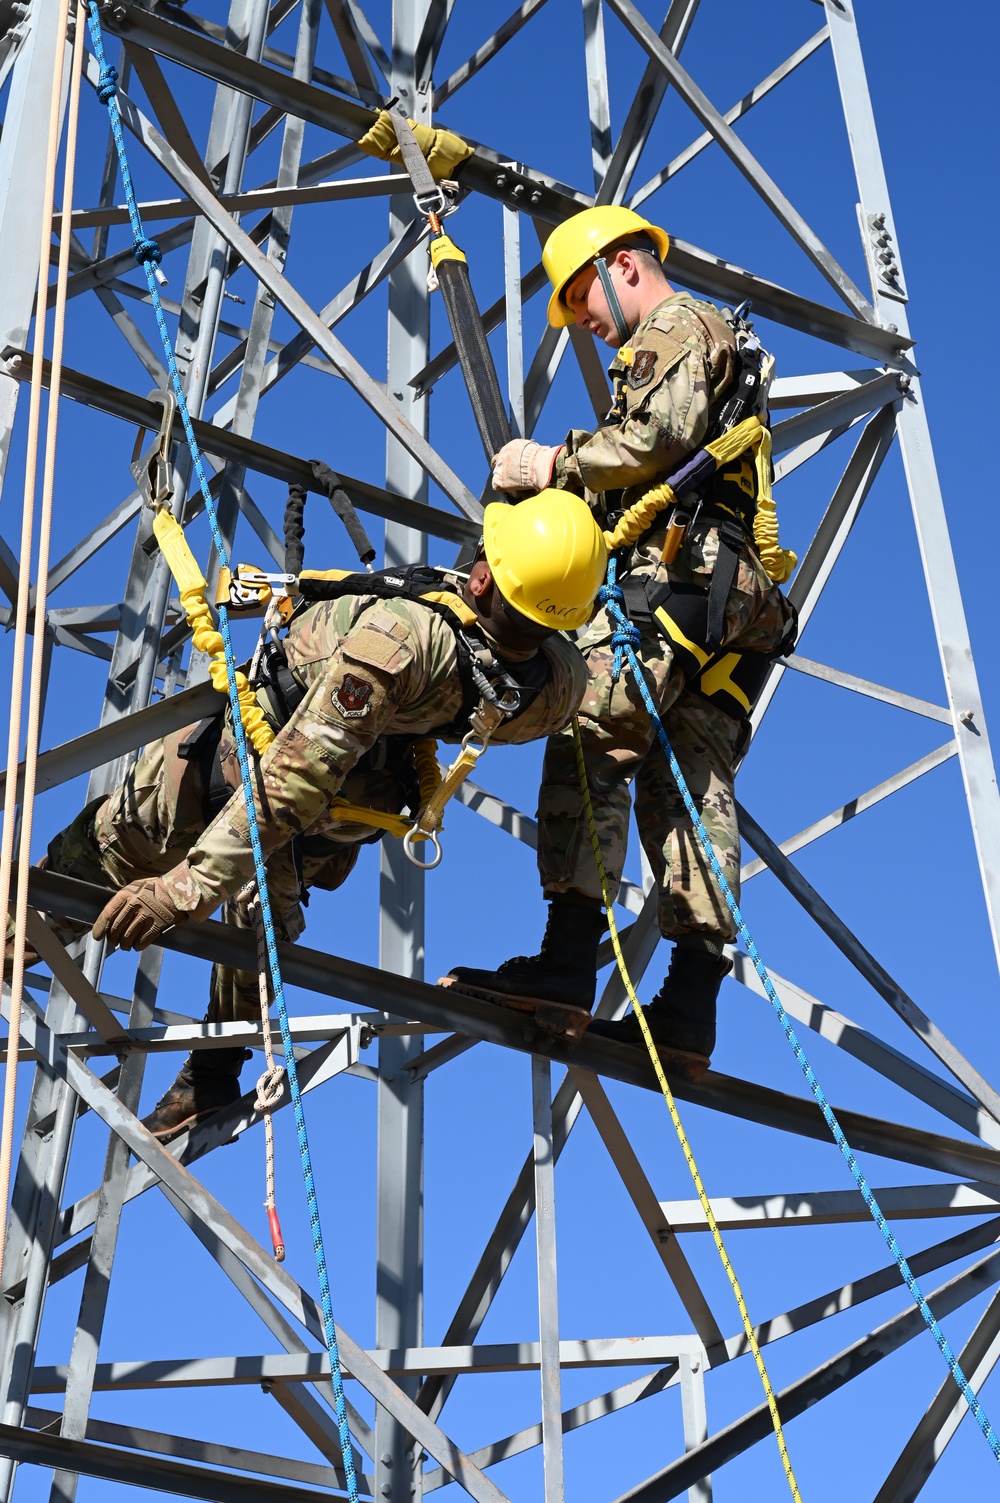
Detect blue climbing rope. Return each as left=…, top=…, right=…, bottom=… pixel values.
left=85, top=10, right=360, bottom=1495
left=599, top=552, right=1000, bottom=1462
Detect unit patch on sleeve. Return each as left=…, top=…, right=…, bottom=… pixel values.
left=626, top=349, right=658, bottom=389
left=335, top=673, right=374, bottom=717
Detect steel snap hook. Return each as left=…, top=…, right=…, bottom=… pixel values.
left=130, top=387, right=178, bottom=512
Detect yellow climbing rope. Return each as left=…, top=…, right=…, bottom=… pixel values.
left=602, top=414, right=797, bottom=585
left=572, top=716, right=803, bottom=1503
left=153, top=509, right=275, bottom=754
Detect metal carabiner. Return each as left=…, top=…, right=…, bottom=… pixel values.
left=130, top=388, right=177, bottom=512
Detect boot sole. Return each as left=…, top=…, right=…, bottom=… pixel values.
left=142, top=1103, right=236, bottom=1146
left=438, top=976, right=592, bottom=1044
left=647, top=1044, right=711, bottom=1084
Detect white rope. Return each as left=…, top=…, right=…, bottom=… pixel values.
left=0, top=0, right=82, bottom=1281
left=249, top=890, right=284, bottom=1261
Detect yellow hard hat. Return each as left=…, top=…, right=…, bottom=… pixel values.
left=483, top=491, right=608, bottom=631
left=543, top=207, right=670, bottom=328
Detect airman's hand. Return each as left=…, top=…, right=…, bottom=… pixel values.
left=491, top=440, right=563, bottom=495
left=93, top=876, right=187, bottom=951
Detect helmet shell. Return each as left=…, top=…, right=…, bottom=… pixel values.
left=543, top=207, right=670, bottom=328
left=483, top=492, right=608, bottom=631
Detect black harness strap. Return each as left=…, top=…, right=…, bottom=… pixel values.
left=705, top=518, right=745, bottom=655
left=177, top=714, right=232, bottom=820
left=296, top=564, right=551, bottom=735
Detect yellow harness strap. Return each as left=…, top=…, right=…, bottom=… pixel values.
left=152, top=510, right=275, bottom=755
left=601, top=414, right=797, bottom=583
left=327, top=802, right=414, bottom=838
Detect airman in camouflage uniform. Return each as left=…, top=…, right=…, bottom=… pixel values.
left=33, top=556, right=590, bottom=1139
left=450, top=211, right=796, bottom=1071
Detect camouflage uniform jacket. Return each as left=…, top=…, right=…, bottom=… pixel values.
left=549, top=289, right=784, bottom=643
left=160, top=585, right=586, bottom=920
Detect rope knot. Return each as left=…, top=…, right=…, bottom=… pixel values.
left=133, top=235, right=162, bottom=267
left=610, top=619, right=640, bottom=682
left=255, top=1064, right=285, bottom=1114
left=598, top=579, right=624, bottom=609
left=96, top=65, right=119, bottom=103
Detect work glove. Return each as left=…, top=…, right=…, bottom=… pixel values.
left=491, top=440, right=564, bottom=496
left=93, top=876, right=189, bottom=952
left=356, top=110, right=473, bottom=182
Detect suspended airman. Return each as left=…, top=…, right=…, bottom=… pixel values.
left=21, top=493, right=606, bottom=1139
left=447, top=207, right=798, bottom=1077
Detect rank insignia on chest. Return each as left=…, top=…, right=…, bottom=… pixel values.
left=626, top=349, right=657, bottom=389
left=335, top=673, right=374, bottom=717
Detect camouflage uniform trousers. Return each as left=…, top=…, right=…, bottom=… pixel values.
left=39, top=720, right=400, bottom=1025
left=537, top=526, right=793, bottom=943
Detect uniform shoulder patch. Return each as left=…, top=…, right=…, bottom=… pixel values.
left=343, top=625, right=404, bottom=672
left=626, top=349, right=658, bottom=389
left=335, top=673, right=374, bottom=718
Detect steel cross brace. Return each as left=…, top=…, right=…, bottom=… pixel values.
left=23, top=867, right=1000, bottom=1188
left=6, top=987, right=511, bottom=1503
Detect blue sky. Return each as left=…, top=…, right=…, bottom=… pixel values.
left=3, top=1, right=1000, bottom=1499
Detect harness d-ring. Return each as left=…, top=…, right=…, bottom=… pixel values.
left=403, top=825, right=443, bottom=870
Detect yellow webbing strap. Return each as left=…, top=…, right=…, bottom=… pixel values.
left=414, top=745, right=480, bottom=837
left=602, top=414, right=797, bottom=583
left=572, top=718, right=803, bottom=1503
left=297, top=568, right=353, bottom=589
left=417, top=588, right=478, bottom=626
left=328, top=740, right=444, bottom=843
left=152, top=510, right=275, bottom=755
left=328, top=801, right=414, bottom=838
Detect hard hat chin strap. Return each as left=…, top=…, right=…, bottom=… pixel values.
left=594, top=256, right=632, bottom=347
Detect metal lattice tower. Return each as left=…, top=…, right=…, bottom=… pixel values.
left=0, top=1, right=997, bottom=1499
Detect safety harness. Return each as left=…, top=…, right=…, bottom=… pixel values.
left=149, top=448, right=548, bottom=870
left=263, top=560, right=551, bottom=868
left=600, top=304, right=798, bottom=725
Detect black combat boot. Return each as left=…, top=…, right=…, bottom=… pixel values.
left=589, top=935, right=732, bottom=1065
left=141, top=1046, right=251, bottom=1143
left=445, top=895, right=606, bottom=1011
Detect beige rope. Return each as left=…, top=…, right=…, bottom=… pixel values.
left=249, top=892, right=285, bottom=1261
left=0, top=0, right=81, bottom=1279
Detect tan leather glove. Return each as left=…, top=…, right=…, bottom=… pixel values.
left=491, top=440, right=564, bottom=495
left=93, top=877, right=188, bottom=952
left=356, top=111, right=473, bottom=181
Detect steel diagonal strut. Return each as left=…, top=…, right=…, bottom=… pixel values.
left=611, top=1244, right=1000, bottom=1503
left=736, top=803, right=1000, bottom=1126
